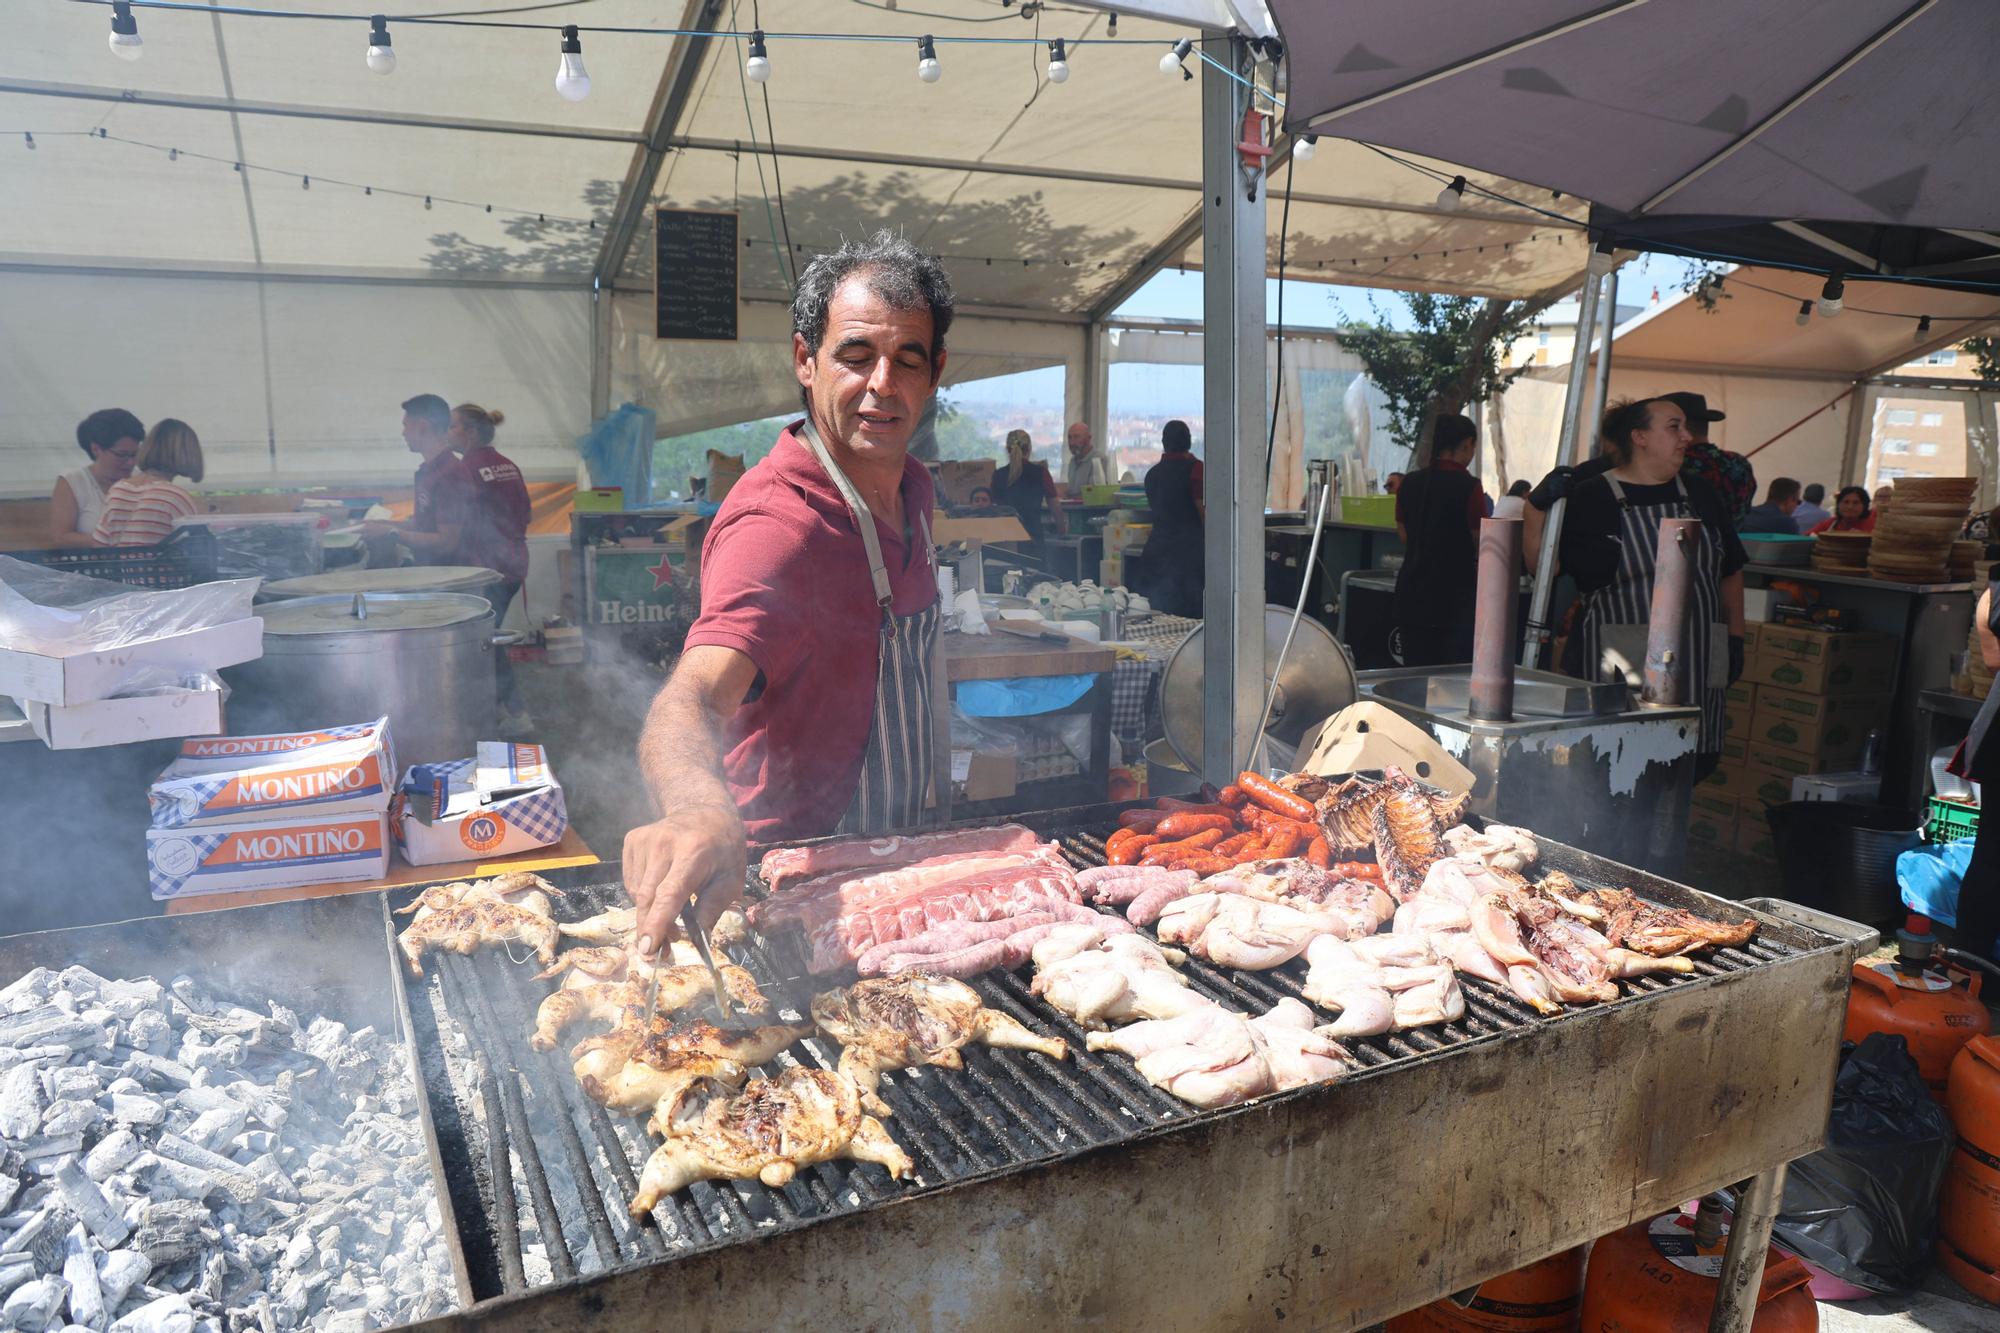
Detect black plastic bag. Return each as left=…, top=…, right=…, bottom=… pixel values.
left=1763, top=1032, right=1956, bottom=1292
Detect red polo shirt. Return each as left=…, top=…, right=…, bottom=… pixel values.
left=686, top=422, right=938, bottom=841
left=457, top=444, right=531, bottom=582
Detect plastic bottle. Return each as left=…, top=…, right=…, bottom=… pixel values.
left=1859, top=728, right=1884, bottom=775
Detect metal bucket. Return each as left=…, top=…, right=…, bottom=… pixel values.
left=224, top=591, right=498, bottom=768
left=1143, top=737, right=1202, bottom=798
left=1763, top=801, right=1922, bottom=925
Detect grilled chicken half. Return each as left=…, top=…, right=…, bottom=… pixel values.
left=629, top=1067, right=912, bottom=1214
left=531, top=964, right=774, bottom=1051
left=573, top=1018, right=812, bottom=1116
left=397, top=872, right=563, bottom=924
left=397, top=900, right=559, bottom=977
left=811, top=974, right=1069, bottom=1117
left=557, top=904, right=751, bottom=950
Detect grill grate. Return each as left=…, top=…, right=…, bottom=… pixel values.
left=396, top=817, right=1808, bottom=1300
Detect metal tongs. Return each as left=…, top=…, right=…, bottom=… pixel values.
left=636, top=899, right=754, bottom=1029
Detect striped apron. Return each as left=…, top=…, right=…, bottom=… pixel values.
left=797, top=421, right=945, bottom=836
left=1576, top=475, right=1729, bottom=754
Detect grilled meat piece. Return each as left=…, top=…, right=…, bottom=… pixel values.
left=811, top=974, right=1068, bottom=1117
left=629, top=1067, right=911, bottom=1213
left=1204, top=859, right=1396, bottom=940
left=397, top=873, right=563, bottom=924
left=397, top=900, right=559, bottom=977
left=573, top=1018, right=812, bottom=1116
left=535, top=942, right=699, bottom=989
left=1314, top=769, right=1469, bottom=856
left=1442, top=824, right=1539, bottom=874
left=1372, top=783, right=1449, bottom=902
left=559, top=906, right=636, bottom=946
left=1570, top=885, right=1758, bottom=956
left=532, top=964, right=773, bottom=1051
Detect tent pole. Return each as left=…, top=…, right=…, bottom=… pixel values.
left=1586, top=267, right=1619, bottom=435
left=1838, top=382, right=1873, bottom=487
left=1521, top=245, right=1616, bottom=668
left=1084, top=321, right=1110, bottom=479
left=1200, top=31, right=1268, bottom=783
left=590, top=280, right=612, bottom=422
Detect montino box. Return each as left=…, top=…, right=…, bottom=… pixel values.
left=147, top=810, right=389, bottom=900
left=166, top=717, right=393, bottom=774
left=149, top=718, right=395, bottom=828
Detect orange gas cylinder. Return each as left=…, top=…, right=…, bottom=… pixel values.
left=1580, top=1204, right=1817, bottom=1333
left=1386, top=1247, right=1585, bottom=1333
left=1842, top=917, right=1990, bottom=1097
left=1939, top=1034, right=2000, bottom=1302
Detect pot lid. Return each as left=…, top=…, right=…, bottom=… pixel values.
left=1161, top=606, right=1357, bottom=772
left=258, top=592, right=492, bottom=636
left=260, top=565, right=503, bottom=599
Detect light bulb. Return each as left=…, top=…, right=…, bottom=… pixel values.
left=109, top=2, right=142, bottom=61
left=1915, top=315, right=1933, bottom=342
left=916, top=35, right=941, bottom=83
left=745, top=29, right=770, bottom=83
left=1818, top=274, right=1844, bottom=318
left=1047, top=39, right=1068, bottom=84
left=1161, top=38, right=1193, bottom=77
left=555, top=26, right=591, bottom=101
left=1795, top=300, right=1812, bottom=327
left=1435, top=175, right=1467, bottom=211
left=1293, top=134, right=1317, bottom=162
left=366, top=17, right=395, bottom=74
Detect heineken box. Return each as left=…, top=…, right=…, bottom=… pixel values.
left=1747, top=626, right=1897, bottom=697
left=582, top=521, right=703, bottom=626
left=1746, top=688, right=1888, bottom=765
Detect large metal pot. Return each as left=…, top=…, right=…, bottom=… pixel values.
left=224, top=592, right=497, bottom=768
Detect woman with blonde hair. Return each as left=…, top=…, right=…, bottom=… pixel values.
left=995, top=427, right=1062, bottom=560
left=449, top=403, right=533, bottom=722
left=92, top=418, right=204, bottom=546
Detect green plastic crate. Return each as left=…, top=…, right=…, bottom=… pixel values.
left=1341, top=494, right=1398, bottom=527
left=1927, top=796, right=1979, bottom=844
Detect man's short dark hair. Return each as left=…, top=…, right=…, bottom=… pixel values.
left=791, top=231, right=955, bottom=372
left=1803, top=483, right=1825, bottom=504
left=1432, top=413, right=1477, bottom=459
left=1766, top=477, right=1802, bottom=504
left=1161, top=419, right=1193, bottom=453
left=76, top=408, right=144, bottom=457
left=402, top=393, right=451, bottom=434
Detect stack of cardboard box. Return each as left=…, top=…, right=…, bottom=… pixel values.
left=1697, top=622, right=1897, bottom=860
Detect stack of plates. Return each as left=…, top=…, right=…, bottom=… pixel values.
left=1811, top=530, right=1872, bottom=574
left=1949, top=539, right=1984, bottom=582
left=1868, top=477, right=1978, bottom=583
left=1963, top=617, right=1996, bottom=699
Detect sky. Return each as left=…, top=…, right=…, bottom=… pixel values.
left=942, top=252, right=1710, bottom=418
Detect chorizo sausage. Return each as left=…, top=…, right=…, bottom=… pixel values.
left=1260, top=826, right=1306, bottom=859
left=1116, top=809, right=1167, bottom=831
left=1139, top=829, right=1229, bottom=865
left=1334, top=861, right=1385, bottom=883
left=1155, top=812, right=1236, bottom=839
left=1304, top=836, right=1331, bottom=868
left=1236, top=771, right=1319, bottom=823
left=1218, top=785, right=1250, bottom=808
left=1108, top=834, right=1160, bottom=865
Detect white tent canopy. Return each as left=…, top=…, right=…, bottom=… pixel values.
left=1, top=0, right=1591, bottom=492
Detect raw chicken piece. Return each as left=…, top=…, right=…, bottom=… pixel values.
left=629, top=1067, right=911, bottom=1213
left=1301, top=936, right=1464, bottom=1037
left=531, top=964, right=772, bottom=1051
left=1084, top=1000, right=1352, bottom=1108
left=811, top=974, right=1068, bottom=1116
left=397, top=900, right=559, bottom=977
left=1251, top=999, right=1355, bottom=1090
left=1443, top=824, right=1540, bottom=874
left=574, top=1018, right=813, bottom=1116
left=1206, top=859, right=1396, bottom=939
left=1155, top=893, right=1342, bottom=970
left=1391, top=862, right=1516, bottom=988
left=1032, top=933, right=1209, bottom=1030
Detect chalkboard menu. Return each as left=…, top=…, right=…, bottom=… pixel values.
left=654, top=208, right=738, bottom=341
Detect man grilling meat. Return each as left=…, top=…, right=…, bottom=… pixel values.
left=622, top=232, right=954, bottom=961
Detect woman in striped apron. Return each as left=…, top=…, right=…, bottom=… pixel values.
left=1558, top=398, right=1748, bottom=775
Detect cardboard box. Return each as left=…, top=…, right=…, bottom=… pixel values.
left=1691, top=791, right=1739, bottom=822
left=149, top=718, right=396, bottom=829
left=165, top=716, right=393, bottom=774
left=1747, top=743, right=1820, bottom=782
left=936, top=460, right=997, bottom=508
left=1697, top=761, right=1754, bottom=802
left=1742, top=759, right=1804, bottom=807
left=1735, top=819, right=1778, bottom=860
left=1748, top=627, right=1897, bottom=697
left=1722, top=696, right=1753, bottom=742
left=1740, top=623, right=1762, bottom=656
left=26, top=680, right=225, bottom=751
left=1723, top=681, right=1757, bottom=709
left=1688, top=806, right=1737, bottom=846
left=0, top=617, right=264, bottom=707
left=1793, top=771, right=1884, bottom=803
left=932, top=513, right=1031, bottom=545
left=928, top=748, right=1018, bottom=808
left=147, top=810, right=389, bottom=901
left=393, top=744, right=567, bottom=866
left=1745, top=689, right=1888, bottom=764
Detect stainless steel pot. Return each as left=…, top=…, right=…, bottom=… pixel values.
left=225, top=592, right=497, bottom=768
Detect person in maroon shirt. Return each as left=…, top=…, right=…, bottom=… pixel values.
left=622, top=233, right=956, bottom=960
left=366, top=393, right=472, bottom=564
left=447, top=402, right=532, bottom=721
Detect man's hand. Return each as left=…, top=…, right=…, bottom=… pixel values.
left=623, top=803, right=747, bottom=960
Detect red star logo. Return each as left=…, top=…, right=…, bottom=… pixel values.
left=646, top=555, right=676, bottom=590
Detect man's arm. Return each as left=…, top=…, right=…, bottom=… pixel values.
left=624, top=645, right=761, bottom=958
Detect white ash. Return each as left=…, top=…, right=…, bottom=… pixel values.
left=0, top=968, right=456, bottom=1331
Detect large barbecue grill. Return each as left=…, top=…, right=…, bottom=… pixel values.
left=388, top=810, right=1859, bottom=1332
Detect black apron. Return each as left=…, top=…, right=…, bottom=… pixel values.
left=997, top=461, right=1052, bottom=552
left=1393, top=464, right=1480, bottom=664
left=1574, top=475, right=1729, bottom=753
left=795, top=421, right=948, bottom=836
left=1141, top=453, right=1204, bottom=617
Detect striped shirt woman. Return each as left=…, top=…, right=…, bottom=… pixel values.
left=93, top=418, right=205, bottom=547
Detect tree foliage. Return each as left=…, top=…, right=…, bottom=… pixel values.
left=1962, top=336, right=2000, bottom=385
left=1334, top=292, right=1553, bottom=462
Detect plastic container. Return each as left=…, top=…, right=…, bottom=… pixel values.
left=1341, top=494, right=1398, bottom=528
left=1843, top=960, right=1990, bottom=1097
left=1927, top=796, right=1980, bottom=844
left=172, top=512, right=325, bottom=582
left=1386, top=1247, right=1583, bottom=1333
left=1764, top=801, right=1921, bottom=925
left=1581, top=1209, right=1818, bottom=1333
left=9, top=526, right=218, bottom=590
left=1939, top=1034, right=2000, bottom=1302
